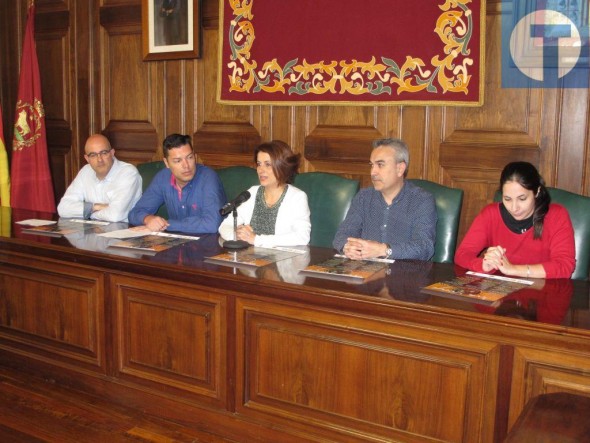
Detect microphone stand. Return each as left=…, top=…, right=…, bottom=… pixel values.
left=222, top=208, right=249, bottom=249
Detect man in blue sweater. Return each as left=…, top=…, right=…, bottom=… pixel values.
left=129, top=133, right=225, bottom=234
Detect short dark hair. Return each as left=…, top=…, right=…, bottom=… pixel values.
left=163, top=133, right=193, bottom=158
left=500, top=161, right=550, bottom=239
left=253, top=140, right=300, bottom=185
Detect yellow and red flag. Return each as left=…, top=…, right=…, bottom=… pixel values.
left=0, top=103, right=10, bottom=207
left=11, top=2, right=55, bottom=213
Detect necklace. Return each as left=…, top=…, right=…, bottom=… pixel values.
left=263, top=185, right=286, bottom=208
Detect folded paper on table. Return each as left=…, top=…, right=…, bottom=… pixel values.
left=16, top=219, right=56, bottom=227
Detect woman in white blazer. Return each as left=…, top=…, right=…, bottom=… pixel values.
left=218, top=140, right=310, bottom=247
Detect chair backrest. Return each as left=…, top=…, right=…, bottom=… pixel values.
left=494, top=187, right=590, bottom=280
left=293, top=172, right=360, bottom=248
left=216, top=166, right=259, bottom=201
left=136, top=161, right=168, bottom=218
left=408, top=179, right=464, bottom=263
left=137, top=161, right=167, bottom=192
left=548, top=188, right=590, bottom=280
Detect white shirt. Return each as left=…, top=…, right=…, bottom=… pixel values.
left=57, top=158, right=142, bottom=222
left=218, top=184, right=310, bottom=247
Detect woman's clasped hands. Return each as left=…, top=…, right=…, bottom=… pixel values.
left=236, top=224, right=256, bottom=245
left=482, top=245, right=513, bottom=273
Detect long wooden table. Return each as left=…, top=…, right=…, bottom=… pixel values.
left=0, top=208, right=589, bottom=443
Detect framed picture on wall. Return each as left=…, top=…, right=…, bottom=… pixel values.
left=142, top=0, right=201, bottom=61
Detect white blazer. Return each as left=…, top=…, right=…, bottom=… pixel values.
left=218, top=185, right=311, bottom=247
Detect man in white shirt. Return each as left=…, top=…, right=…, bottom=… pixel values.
left=57, top=134, right=142, bottom=222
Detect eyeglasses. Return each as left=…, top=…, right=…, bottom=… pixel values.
left=86, top=149, right=112, bottom=159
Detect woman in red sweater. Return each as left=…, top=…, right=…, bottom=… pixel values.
left=454, top=162, right=575, bottom=279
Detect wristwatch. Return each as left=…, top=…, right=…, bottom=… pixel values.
left=384, top=243, right=392, bottom=258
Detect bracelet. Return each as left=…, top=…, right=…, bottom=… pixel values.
left=526, top=264, right=531, bottom=278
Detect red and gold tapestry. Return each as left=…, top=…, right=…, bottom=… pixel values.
left=218, top=0, right=485, bottom=106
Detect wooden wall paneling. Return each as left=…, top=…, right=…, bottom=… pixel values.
left=236, top=298, right=501, bottom=442
left=202, top=0, right=219, bottom=31
left=0, top=1, right=26, bottom=150
left=46, top=119, right=73, bottom=200
left=71, top=0, right=92, bottom=182
left=35, top=3, right=73, bottom=202
left=399, top=106, right=428, bottom=179
left=194, top=122, right=262, bottom=167
left=148, top=60, right=166, bottom=157
left=305, top=125, right=382, bottom=187
left=163, top=60, right=190, bottom=137
left=194, top=28, right=262, bottom=168
left=555, top=88, right=589, bottom=193
left=99, top=3, right=159, bottom=164
left=508, top=346, right=590, bottom=431
left=293, top=106, right=312, bottom=172
left=303, top=105, right=418, bottom=184
left=111, top=274, right=228, bottom=409
left=0, top=253, right=106, bottom=373
left=424, top=106, right=445, bottom=183
left=104, top=33, right=147, bottom=121
left=102, top=120, right=159, bottom=163
left=259, top=105, right=293, bottom=152
left=316, top=105, right=380, bottom=129
left=304, top=103, right=391, bottom=184
left=473, top=1, right=541, bottom=135
left=34, top=9, right=69, bottom=120
left=536, top=87, right=559, bottom=184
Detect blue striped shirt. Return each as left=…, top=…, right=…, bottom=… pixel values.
left=333, top=181, right=437, bottom=260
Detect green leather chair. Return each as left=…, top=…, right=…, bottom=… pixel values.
left=547, top=188, right=590, bottom=280
left=216, top=166, right=259, bottom=201
left=409, top=179, right=464, bottom=263
left=293, top=172, right=360, bottom=248
left=495, top=187, right=590, bottom=279
left=137, top=161, right=166, bottom=192
left=136, top=161, right=168, bottom=218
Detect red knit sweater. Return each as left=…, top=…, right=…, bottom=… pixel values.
left=455, top=203, right=575, bottom=279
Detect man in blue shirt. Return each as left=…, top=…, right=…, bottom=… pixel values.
left=129, top=134, right=225, bottom=234
left=333, top=138, right=437, bottom=260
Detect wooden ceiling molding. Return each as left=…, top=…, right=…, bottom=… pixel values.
left=194, top=122, right=262, bottom=167
left=103, top=120, right=159, bottom=164
left=440, top=141, right=540, bottom=171
left=36, top=10, right=69, bottom=38
left=99, top=4, right=141, bottom=35
left=305, top=125, right=382, bottom=162
left=304, top=125, right=385, bottom=181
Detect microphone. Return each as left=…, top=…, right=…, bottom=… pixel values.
left=219, top=190, right=251, bottom=216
